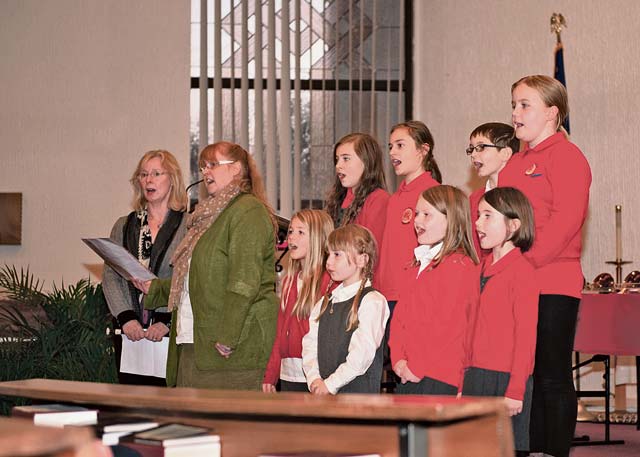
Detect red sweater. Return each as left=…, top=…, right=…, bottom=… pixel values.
left=390, top=252, right=480, bottom=388
left=263, top=272, right=332, bottom=384
left=341, top=187, right=390, bottom=251
left=499, top=133, right=591, bottom=298
left=466, top=249, right=539, bottom=400
left=377, top=172, right=440, bottom=301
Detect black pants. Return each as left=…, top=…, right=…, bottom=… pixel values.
left=395, top=375, right=457, bottom=395
left=529, top=294, right=580, bottom=457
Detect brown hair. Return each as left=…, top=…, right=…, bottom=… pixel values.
left=199, top=141, right=277, bottom=232
left=130, top=149, right=188, bottom=212
left=390, top=120, right=442, bottom=183
left=283, top=209, right=335, bottom=319
left=318, top=224, right=378, bottom=331
left=469, top=122, right=520, bottom=154
left=511, top=75, right=569, bottom=132
left=481, top=187, right=535, bottom=252
left=325, top=133, right=387, bottom=226
left=420, top=185, right=479, bottom=267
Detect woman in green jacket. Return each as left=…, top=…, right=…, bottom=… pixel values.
left=134, top=141, right=278, bottom=390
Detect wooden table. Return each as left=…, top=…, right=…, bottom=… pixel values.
left=0, top=416, right=99, bottom=457
left=0, top=378, right=513, bottom=457
left=573, top=292, right=640, bottom=444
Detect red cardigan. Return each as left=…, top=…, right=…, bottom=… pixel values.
left=389, top=252, right=480, bottom=388
left=466, top=249, right=539, bottom=400
left=263, top=272, right=332, bottom=385
left=499, top=133, right=591, bottom=298
left=377, top=172, right=440, bottom=301
left=341, top=187, right=390, bottom=252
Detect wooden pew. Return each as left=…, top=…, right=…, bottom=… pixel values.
left=0, top=378, right=513, bottom=457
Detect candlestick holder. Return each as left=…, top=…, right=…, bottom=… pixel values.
left=605, top=259, right=633, bottom=284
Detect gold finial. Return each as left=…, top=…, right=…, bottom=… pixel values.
left=550, top=13, right=567, bottom=44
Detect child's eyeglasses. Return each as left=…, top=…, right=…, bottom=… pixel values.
left=465, top=144, right=500, bottom=155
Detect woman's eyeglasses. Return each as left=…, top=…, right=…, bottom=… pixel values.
left=465, top=144, right=500, bottom=155
left=137, top=171, right=168, bottom=180
left=199, top=160, right=236, bottom=173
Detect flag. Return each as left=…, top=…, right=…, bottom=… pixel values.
left=554, top=42, right=570, bottom=134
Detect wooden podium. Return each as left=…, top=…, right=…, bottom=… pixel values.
left=0, top=379, right=513, bottom=457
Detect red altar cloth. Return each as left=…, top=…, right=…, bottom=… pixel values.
left=574, top=293, right=640, bottom=355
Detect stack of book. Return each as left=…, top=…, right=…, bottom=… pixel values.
left=12, top=403, right=98, bottom=427
left=119, top=423, right=221, bottom=457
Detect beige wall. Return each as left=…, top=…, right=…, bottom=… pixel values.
left=414, top=1, right=640, bottom=282
left=0, top=1, right=190, bottom=288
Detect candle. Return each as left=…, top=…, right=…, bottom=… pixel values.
left=615, top=205, right=622, bottom=260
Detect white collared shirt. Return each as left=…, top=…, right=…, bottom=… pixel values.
left=414, top=242, right=443, bottom=276
left=175, top=260, right=194, bottom=344
left=301, top=280, right=389, bottom=394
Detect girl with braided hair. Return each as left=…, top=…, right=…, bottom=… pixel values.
left=302, top=224, right=389, bottom=394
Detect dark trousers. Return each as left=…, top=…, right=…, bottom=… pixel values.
left=395, top=375, right=457, bottom=395
left=529, top=294, right=580, bottom=457
left=463, top=367, right=533, bottom=453
left=279, top=380, right=309, bottom=392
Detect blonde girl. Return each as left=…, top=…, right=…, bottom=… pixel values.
left=302, top=225, right=389, bottom=394
left=501, top=74, right=591, bottom=457
left=389, top=185, right=479, bottom=395
left=263, top=209, right=334, bottom=392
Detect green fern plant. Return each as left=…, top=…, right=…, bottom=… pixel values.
left=0, top=265, right=117, bottom=415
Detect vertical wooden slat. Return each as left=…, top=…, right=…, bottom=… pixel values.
left=398, top=0, right=405, bottom=122
left=254, top=0, right=264, bottom=173
left=370, top=0, right=377, bottom=136
left=279, top=0, right=292, bottom=217
left=199, top=0, right=208, bottom=152
left=358, top=0, right=364, bottom=131
left=266, top=0, right=278, bottom=207
left=348, top=0, right=353, bottom=131
left=240, top=0, right=249, bottom=149
left=214, top=0, right=223, bottom=140
left=230, top=0, right=236, bottom=142
left=293, top=0, right=301, bottom=212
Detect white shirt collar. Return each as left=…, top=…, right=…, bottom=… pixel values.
left=414, top=242, right=443, bottom=274
left=331, top=279, right=372, bottom=302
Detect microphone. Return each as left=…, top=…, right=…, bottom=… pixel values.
left=186, top=179, right=203, bottom=213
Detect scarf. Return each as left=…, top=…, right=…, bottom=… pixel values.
left=167, top=183, right=242, bottom=311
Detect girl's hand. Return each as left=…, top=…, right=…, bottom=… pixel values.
left=121, top=320, right=145, bottom=341
left=402, top=365, right=421, bottom=383
left=310, top=379, right=330, bottom=395
left=145, top=322, right=169, bottom=342
left=504, top=397, right=523, bottom=416
left=131, top=278, right=152, bottom=294
left=215, top=342, right=233, bottom=358
left=262, top=383, right=276, bottom=393
left=392, top=359, right=408, bottom=382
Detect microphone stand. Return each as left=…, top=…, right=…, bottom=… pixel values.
left=186, top=179, right=203, bottom=213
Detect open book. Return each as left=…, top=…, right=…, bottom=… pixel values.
left=83, top=238, right=156, bottom=281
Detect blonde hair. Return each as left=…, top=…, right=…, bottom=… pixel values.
left=199, top=141, right=277, bottom=233
left=318, top=224, right=377, bottom=331
left=511, top=75, right=569, bottom=132
left=130, top=150, right=188, bottom=212
left=420, top=185, right=479, bottom=267
left=282, top=209, right=334, bottom=319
